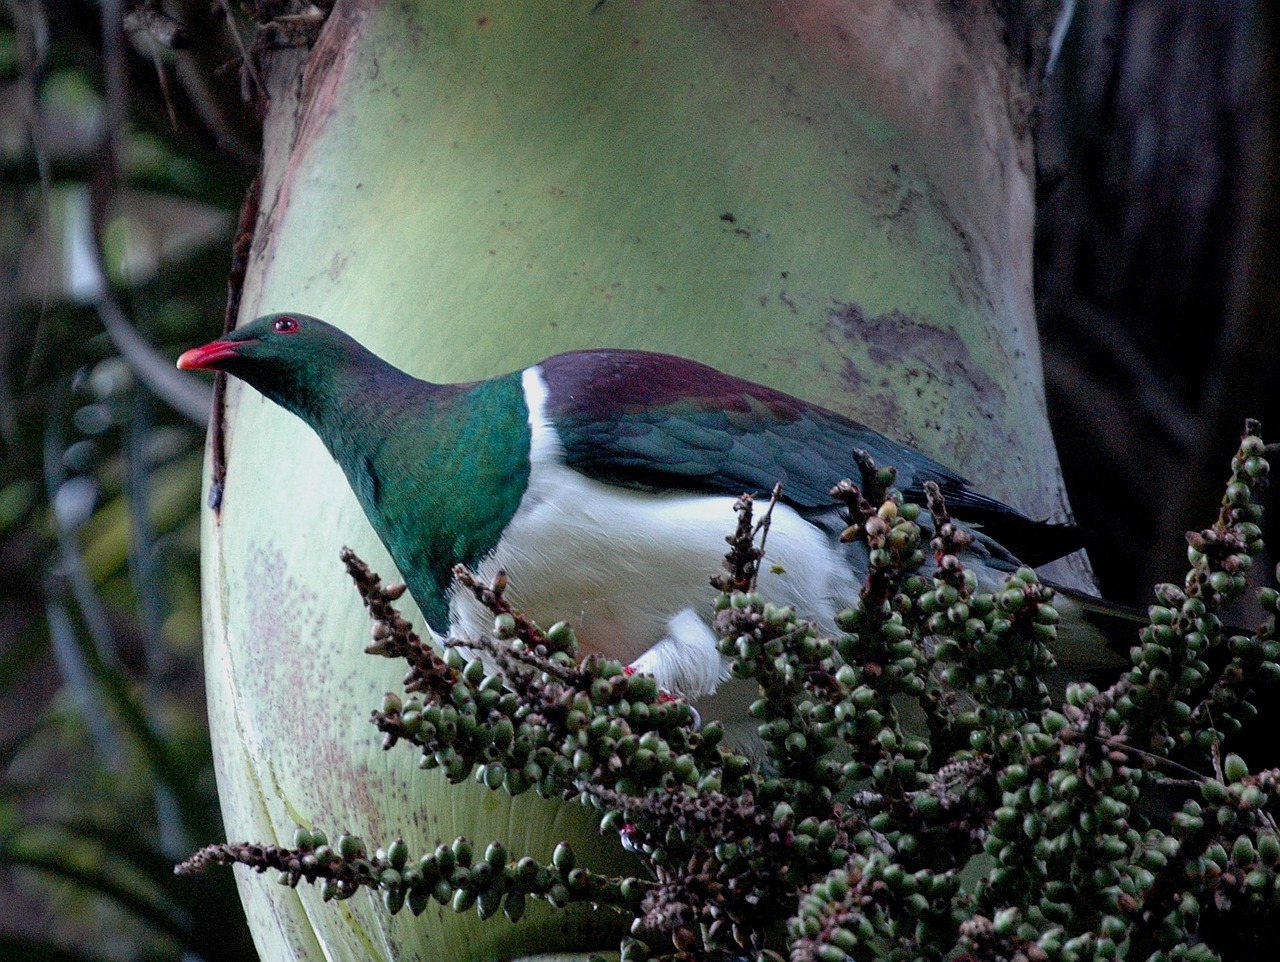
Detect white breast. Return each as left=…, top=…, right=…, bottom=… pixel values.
left=446, top=367, right=860, bottom=700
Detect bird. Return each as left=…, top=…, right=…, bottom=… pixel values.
left=177, top=312, right=1124, bottom=706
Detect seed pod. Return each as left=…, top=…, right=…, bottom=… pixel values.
left=1224, top=754, right=1250, bottom=783
left=451, top=888, right=476, bottom=913
left=408, top=884, right=431, bottom=916
left=503, top=890, right=526, bottom=923
left=1233, top=835, right=1257, bottom=866
left=552, top=842, right=575, bottom=875
left=476, top=887, right=502, bottom=920
left=546, top=621, right=577, bottom=648
left=383, top=887, right=406, bottom=914
left=1202, top=779, right=1229, bottom=805
left=387, top=838, right=409, bottom=870
left=338, top=834, right=366, bottom=860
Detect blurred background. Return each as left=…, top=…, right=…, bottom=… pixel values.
left=1, top=1, right=257, bottom=958
left=0, top=1, right=1275, bottom=959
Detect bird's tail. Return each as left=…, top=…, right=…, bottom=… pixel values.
left=1048, top=586, right=1144, bottom=683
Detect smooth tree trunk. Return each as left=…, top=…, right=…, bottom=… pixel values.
left=201, top=2, right=1075, bottom=959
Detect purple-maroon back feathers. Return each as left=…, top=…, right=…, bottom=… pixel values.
left=537, top=349, right=1082, bottom=568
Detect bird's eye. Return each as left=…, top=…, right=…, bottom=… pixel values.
left=273, top=316, right=300, bottom=334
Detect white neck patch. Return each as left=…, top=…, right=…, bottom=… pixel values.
left=521, top=365, right=564, bottom=469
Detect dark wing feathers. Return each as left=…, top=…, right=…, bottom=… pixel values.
left=539, top=350, right=1082, bottom=566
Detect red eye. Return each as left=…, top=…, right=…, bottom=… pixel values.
left=273, top=316, right=300, bottom=334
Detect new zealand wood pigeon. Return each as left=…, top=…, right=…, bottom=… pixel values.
left=178, top=313, right=1122, bottom=702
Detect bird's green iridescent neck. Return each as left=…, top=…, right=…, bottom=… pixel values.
left=299, top=361, right=532, bottom=631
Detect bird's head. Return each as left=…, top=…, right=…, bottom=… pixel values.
left=177, top=312, right=367, bottom=417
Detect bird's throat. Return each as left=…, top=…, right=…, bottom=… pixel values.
left=311, top=370, right=534, bottom=632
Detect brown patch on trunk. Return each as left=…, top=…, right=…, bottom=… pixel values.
left=839, top=357, right=865, bottom=393
left=217, top=4, right=369, bottom=510
left=828, top=301, right=1007, bottom=454
left=210, top=174, right=265, bottom=513
left=831, top=303, right=1001, bottom=400
left=781, top=0, right=1038, bottom=350
left=247, top=1, right=372, bottom=274
left=293, top=1, right=370, bottom=152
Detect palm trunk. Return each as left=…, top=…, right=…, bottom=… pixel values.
left=203, top=2, right=1072, bottom=958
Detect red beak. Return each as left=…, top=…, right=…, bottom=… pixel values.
left=176, top=339, right=251, bottom=370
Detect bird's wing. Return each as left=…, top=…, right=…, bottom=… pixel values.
left=538, top=350, right=1082, bottom=567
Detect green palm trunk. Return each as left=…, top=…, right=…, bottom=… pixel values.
left=203, top=2, right=1074, bottom=958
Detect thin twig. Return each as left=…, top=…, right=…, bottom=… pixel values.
left=216, top=0, right=267, bottom=105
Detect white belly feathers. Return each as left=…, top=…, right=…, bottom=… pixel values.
left=445, top=366, right=860, bottom=699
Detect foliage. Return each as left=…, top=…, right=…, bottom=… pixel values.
left=1, top=2, right=256, bottom=958
left=182, top=424, right=1280, bottom=961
